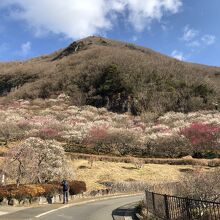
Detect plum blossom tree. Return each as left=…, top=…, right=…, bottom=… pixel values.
left=3, top=137, right=73, bottom=186
left=37, top=127, right=61, bottom=140
left=84, top=125, right=110, bottom=154
left=180, top=123, right=220, bottom=152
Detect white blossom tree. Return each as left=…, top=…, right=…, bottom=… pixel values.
left=3, top=137, right=73, bottom=186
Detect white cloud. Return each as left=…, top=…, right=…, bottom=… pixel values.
left=171, top=50, right=184, bottom=61
left=0, top=0, right=183, bottom=39
left=187, top=40, right=200, bottom=47
left=21, top=41, right=31, bottom=56
left=182, top=26, right=199, bottom=42
left=201, top=34, right=216, bottom=45
left=180, top=25, right=216, bottom=50
left=123, top=0, right=182, bottom=32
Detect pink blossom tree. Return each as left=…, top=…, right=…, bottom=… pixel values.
left=37, top=127, right=61, bottom=140
left=84, top=125, right=110, bottom=154
left=180, top=123, right=220, bottom=152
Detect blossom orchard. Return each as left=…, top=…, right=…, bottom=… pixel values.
left=1, top=99, right=220, bottom=157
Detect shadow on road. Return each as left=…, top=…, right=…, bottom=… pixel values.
left=112, top=202, right=139, bottom=220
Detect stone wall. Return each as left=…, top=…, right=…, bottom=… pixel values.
left=0, top=188, right=112, bottom=206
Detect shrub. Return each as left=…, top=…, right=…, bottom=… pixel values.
left=0, top=73, right=38, bottom=96
left=110, top=181, right=148, bottom=193
left=41, top=184, right=61, bottom=198
left=0, top=181, right=86, bottom=202
left=69, top=181, right=87, bottom=195
left=0, top=184, right=45, bottom=203
left=193, top=150, right=220, bottom=159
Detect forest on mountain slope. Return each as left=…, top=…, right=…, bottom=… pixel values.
left=0, top=36, right=220, bottom=115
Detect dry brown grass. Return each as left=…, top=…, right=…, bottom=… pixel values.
left=71, top=159, right=204, bottom=191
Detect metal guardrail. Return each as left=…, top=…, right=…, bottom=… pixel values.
left=145, top=190, right=220, bottom=220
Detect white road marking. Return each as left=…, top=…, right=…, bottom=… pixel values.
left=35, top=199, right=99, bottom=218
left=35, top=193, right=143, bottom=218
left=124, top=217, right=132, bottom=220
left=35, top=209, right=59, bottom=218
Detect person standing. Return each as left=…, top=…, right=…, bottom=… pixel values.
left=61, top=179, right=69, bottom=204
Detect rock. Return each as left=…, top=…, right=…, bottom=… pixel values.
left=8, top=198, right=19, bottom=206
left=30, top=197, right=39, bottom=204
left=21, top=198, right=30, bottom=205
left=0, top=198, right=8, bottom=206
left=38, top=197, right=47, bottom=204
left=53, top=195, right=62, bottom=203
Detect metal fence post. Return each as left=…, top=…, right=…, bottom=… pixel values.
left=152, top=192, right=156, bottom=214
left=145, top=190, right=148, bottom=211
left=145, top=190, right=150, bottom=215
left=144, top=189, right=220, bottom=219
left=164, top=194, right=170, bottom=220
left=186, top=198, right=191, bottom=220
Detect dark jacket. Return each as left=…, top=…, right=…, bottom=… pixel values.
left=61, top=180, right=69, bottom=192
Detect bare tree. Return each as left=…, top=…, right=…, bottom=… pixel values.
left=87, top=156, right=97, bottom=168
left=0, top=122, right=23, bottom=147
left=129, top=157, right=145, bottom=169
left=178, top=168, right=220, bottom=202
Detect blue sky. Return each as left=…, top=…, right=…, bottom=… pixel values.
left=0, top=0, right=219, bottom=66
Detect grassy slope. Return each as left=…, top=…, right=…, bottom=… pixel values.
left=72, top=159, right=204, bottom=191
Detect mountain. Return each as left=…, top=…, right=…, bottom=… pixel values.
left=0, top=36, right=220, bottom=115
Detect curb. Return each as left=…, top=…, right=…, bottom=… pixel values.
left=112, top=201, right=143, bottom=220
left=61, top=192, right=143, bottom=207
left=35, top=193, right=144, bottom=218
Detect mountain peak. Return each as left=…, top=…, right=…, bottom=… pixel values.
left=52, top=36, right=110, bottom=61
left=1, top=36, right=220, bottom=115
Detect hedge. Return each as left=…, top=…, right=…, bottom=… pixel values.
left=0, top=180, right=86, bottom=203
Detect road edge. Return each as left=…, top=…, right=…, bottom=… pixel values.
left=35, top=193, right=144, bottom=218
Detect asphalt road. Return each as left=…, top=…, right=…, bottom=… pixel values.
left=0, top=194, right=143, bottom=220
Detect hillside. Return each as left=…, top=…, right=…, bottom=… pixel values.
left=1, top=36, right=220, bottom=114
